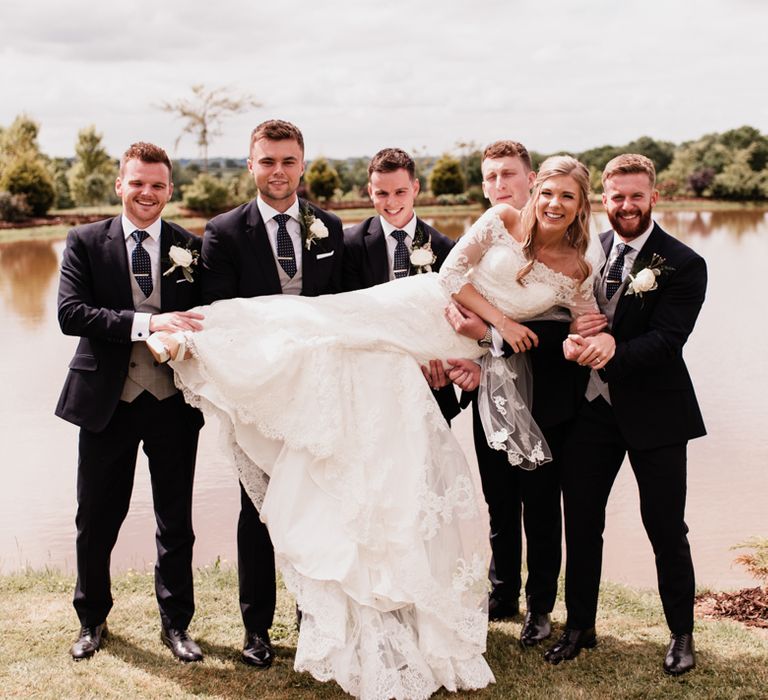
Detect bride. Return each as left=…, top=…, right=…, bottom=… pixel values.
left=151, top=155, right=606, bottom=700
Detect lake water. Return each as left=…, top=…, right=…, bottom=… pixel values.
left=0, top=208, right=765, bottom=592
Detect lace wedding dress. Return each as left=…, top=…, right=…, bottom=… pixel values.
left=170, top=210, right=599, bottom=700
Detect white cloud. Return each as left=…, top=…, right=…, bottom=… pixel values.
left=1, top=0, right=766, bottom=159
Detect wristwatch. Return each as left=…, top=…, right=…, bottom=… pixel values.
left=478, top=325, right=493, bottom=348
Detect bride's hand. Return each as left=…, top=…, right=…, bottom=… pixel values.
left=499, top=316, right=538, bottom=353
left=564, top=332, right=615, bottom=369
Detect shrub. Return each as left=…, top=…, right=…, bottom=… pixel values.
left=429, top=155, right=465, bottom=196
left=0, top=156, right=56, bottom=215
left=0, top=191, right=31, bottom=221
left=181, top=173, right=231, bottom=215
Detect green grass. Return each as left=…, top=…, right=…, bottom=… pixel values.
left=0, top=567, right=766, bottom=699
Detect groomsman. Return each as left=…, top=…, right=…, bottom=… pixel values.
left=342, top=147, right=470, bottom=418
left=57, top=142, right=205, bottom=662
left=446, top=140, right=585, bottom=646
left=201, top=119, right=344, bottom=668
left=546, top=154, right=706, bottom=675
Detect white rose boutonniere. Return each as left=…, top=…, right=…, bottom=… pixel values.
left=409, top=223, right=437, bottom=274
left=300, top=205, right=330, bottom=250
left=625, top=253, right=672, bottom=299
left=306, top=218, right=329, bottom=249
left=164, top=244, right=199, bottom=283
left=410, top=246, right=437, bottom=270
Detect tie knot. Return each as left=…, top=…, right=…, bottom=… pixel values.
left=273, top=214, right=291, bottom=226
left=615, top=242, right=628, bottom=257
left=392, top=230, right=408, bottom=244
left=132, top=230, right=149, bottom=244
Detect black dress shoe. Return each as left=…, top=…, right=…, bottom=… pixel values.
left=544, top=627, right=597, bottom=664
left=242, top=629, right=274, bottom=668
left=663, top=633, right=696, bottom=675
left=520, top=611, right=551, bottom=646
left=70, top=622, right=108, bottom=660
left=161, top=626, right=203, bottom=662
left=488, top=597, right=520, bottom=621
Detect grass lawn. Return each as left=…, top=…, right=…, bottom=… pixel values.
left=1, top=566, right=766, bottom=699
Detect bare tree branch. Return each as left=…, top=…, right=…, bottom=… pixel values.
left=159, top=84, right=262, bottom=170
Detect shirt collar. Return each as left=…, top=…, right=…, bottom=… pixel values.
left=381, top=213, right=417, bottom=238
left=612, top=220, right=655, bottom=255
left=257, top=195, right=301, bottom=224
left=122, top=214, right=162, bottom=241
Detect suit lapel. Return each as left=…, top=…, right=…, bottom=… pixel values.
left=364, top=217, right=390, bottom=285
left=106, top=216, right=134, bottom=310
left=245, top=199, right=282, bottom=294
left=299, top=198, right=315, bottom=294
left=159, top=221, right=176, bottom=311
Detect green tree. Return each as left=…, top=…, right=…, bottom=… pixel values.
left=160, top=85, right=262, bottom=171
left=305, top=157, right=341, bottom=201
left=0, top=114, right=41, bottom=173
left=624, top=135, right=676, bottom=174
left=429, top=154, right=465, bottom=195
left=50, top=158, right=75, bottom=208
left=0, top=156, right=56, bottom=215
left=67, top=126, right=117, bottom=206
left=710, top=147, right=768, bottom=201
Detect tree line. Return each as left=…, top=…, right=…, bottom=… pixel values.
left=1, top=114, right=767, bottom=222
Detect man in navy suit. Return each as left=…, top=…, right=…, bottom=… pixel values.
left=201, top=119, right=344, bottom=668
left=342, top=147, right=473, bottom=420
left=57, top=142, right=205, bottom=662
left=445, top=140, right=585, bottom=647
left=545, top=154, right=707, bottom=676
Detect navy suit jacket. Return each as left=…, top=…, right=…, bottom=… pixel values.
left=201, top=197, right=344, bottom=304
left=55, top=217, right=202, bottom=433
left=342, top=215, right=454, bottom=290
left=342, top=215, right=459, bottom=421
left=597, top=223, right=707, bottom=449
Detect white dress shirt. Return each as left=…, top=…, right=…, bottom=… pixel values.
left=123, top=215, right=162, bottom=341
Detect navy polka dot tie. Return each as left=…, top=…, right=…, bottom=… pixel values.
left=605, top=243, right=628, bottom=299
left=131, top=230, right=153, bottom=297
left=392, top=230, right=410, bottom=279
left=274, top=214, right=297, bottom=278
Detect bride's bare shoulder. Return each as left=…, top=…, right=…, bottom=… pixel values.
left=488, top=204, right=523, bottom=242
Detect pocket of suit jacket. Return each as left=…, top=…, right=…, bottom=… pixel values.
left=68, top=354, right=98, bottom=371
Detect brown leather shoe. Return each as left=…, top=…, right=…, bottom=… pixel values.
left=70, top=622, right=108, bottom=660
left=161, top=626, right=203, bottom=662
left=663, top=633, right=696, bottom=675
left=242, top=629, right=274, bottom=668
left=544, top=627, right=597, bottom=664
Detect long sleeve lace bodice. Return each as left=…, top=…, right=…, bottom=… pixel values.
left=439, top=209, right=600, bottom=320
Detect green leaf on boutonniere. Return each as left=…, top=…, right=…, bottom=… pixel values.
left=408, top=222, right=437, bottom=274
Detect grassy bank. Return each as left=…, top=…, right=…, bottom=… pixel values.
left=1, top=567, right=766, bottom=699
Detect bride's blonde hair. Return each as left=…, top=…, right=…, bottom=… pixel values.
left=517, top=155, right=592, bottom=284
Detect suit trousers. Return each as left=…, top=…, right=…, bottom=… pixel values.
left=237, top=484, right=276, bottom=633
left=562, top=396, right=695, bottom=634
left=73, top=391, right=201, bottom=629
left=472, top=400, right=565, bottom=613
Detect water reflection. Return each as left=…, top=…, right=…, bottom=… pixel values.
left=1, top=209, right=767, bottom=591
left=0, top=241, right=59, bottom=327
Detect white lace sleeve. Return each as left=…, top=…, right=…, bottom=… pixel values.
left=439, top=209, right=508, bottom=297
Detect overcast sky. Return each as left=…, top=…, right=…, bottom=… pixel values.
left=1, top=0, right=766, bottom=161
